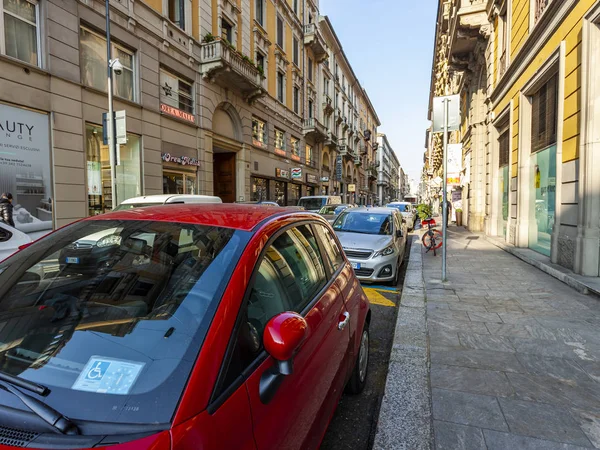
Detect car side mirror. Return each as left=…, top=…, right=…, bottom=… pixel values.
left=259, top=312, right=308, bottom=404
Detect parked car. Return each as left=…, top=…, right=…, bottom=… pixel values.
left=0, top=204, right=370, bottom=450
left=236, top=201, right=280, bottom=206
left=0, top=222, right=32, bottom=262
left=387, top=202, right=416, bottom=231
left=333, top=207, right=407, bottom=285
left=298, top=195, right=342, bottom=212
left=318, top=204, right=353, bottom=223
left=113, top=194, right=222, bottom=211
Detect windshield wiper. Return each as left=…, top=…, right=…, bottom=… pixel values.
left=0, top=381, right=79, bottom=435
left=0, top=371, right=50, bottom=396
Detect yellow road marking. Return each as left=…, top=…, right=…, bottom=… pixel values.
left=363, top=288, right=396, bottom=307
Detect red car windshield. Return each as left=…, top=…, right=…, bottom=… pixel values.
left=0, top=219, right=248, bottom=427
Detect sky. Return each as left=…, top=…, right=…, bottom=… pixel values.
left=319, top=0, right=438, bottom=182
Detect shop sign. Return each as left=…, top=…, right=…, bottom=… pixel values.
left=276, top=168, right=290, bottom=179
left=161, top=152, right=201, bottom=167
left=306, top=174, right=318, bottom=184
left=0, top=103, right=53, bottom=237
left=336, top=156, right=343, bottom=180
left=291, top=168, right=302, bottom=179
left=321, top=176, right=330, bottom=182
left=452, top=191, right=462, bottom=202
left=348, top=184, right=356, bottom=193
left=160, top=103, right=195, bottom=124
left=447, top=176, right=460, bottom=185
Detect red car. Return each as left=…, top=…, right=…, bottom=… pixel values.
left=0, top=204, right=370, bottom=450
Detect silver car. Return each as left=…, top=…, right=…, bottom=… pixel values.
left=332, top=207, right=407, bottom=284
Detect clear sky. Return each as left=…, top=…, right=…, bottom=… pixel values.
left=320, top=0, right=438, bottom=182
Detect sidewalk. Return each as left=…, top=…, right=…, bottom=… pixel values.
left=426, top=228, right=600, bottom=449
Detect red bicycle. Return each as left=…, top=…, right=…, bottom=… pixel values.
left=421, top=217, right=443, bottom=256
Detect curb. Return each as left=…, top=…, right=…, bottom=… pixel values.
left=373, top=238, right=434, bottom=450
left=481, top=234, right=598, bottom=296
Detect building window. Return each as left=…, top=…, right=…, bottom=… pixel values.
left=80, top=26, right=135, bottom=101
left=275, top=128, right=286, bottom=154
left=293, top=86, right=299, bottom=114
left=277, top=71, right=285, bottom=103
left=499, top=129, right=509, bottom=167
left=252, top=117, right=267, bottom=147
left=291, top=137, right=300, bottom=161
left=221, top=18, right=233, bottom=45
left=163, top=171, right=196, bottom=195
left=256, top=52, right=265, bottom=72
left=498, top=9, right=508, bottom=80
left=160, top=68, right=194, bottom=114
left=306, top=144, right=313, bottom=166
left=86, top=123, right=141, bottom=215
left=1, top=0, right=39, bottom=66
left=293, top=36, right=299, bottom=66
left=252, top=177, right=269, bottom=202
left=255, top=0, right=265, bottom=27
left=276, top=15, right=284, bottom=48
left=308, top=57, right=313, bottom=82
left=531, top=74, right=558, bottom=153
left=293, top=0, right=298, bottom=14
left=308, top=99, right=313, bottom=118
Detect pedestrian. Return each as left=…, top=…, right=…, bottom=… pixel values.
left=445, top=199, right=452, bottom=227
left=0, top=193, right=15, bottom=228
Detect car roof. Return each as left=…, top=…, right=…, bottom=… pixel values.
left=344, top=207, right=397, bottom=214
left=86, top=204, right=309, bottom=231
left=119, top=194, right=221, bottom=204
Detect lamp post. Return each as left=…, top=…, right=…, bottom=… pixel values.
left=105, top=0, right=122, bottom=210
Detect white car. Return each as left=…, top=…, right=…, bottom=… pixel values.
left=387, top=202, right=416, bottom=231
left=0, top=222, right=32, bottom=261
left=114, top=194, right=222, bottom=211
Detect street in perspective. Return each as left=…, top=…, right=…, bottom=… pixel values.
left=1, top=0, right=600, bottom=449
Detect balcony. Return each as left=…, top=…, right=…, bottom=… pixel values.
left=338, top=139, right=348, bottom=156
left=368, top=166, right=378, bottom=179
left=354, top=156, right=362, bottom=167
left=323, top=95, right=334, bottom=115
left=324, top=130, right=338, bottom=148
left=335, top=108, right=343, bottom=123
left=303, top=118, right=327, bottom=141
left=448, top=0, right=488, bottom=58
left=303, top=24, right=328, bottom=62
left=200, top=40, right=265, bottom=103
left=535, top=0, right=553, bottom=24
left=342, top=117, right=349, bottom=130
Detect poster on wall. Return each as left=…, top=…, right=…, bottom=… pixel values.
left=0, top=104, right=53, bottom=238
left=87, top=161, right=102, bottom=195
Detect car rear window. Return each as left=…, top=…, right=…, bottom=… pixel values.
left=0, top=219, right=247, bottom=426
left=298, top=198, right=326, bottom=210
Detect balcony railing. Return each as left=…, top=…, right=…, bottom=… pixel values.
left=200, top=40, right=265, bottom=102
left=303, top=23, right=327, bottom=61
left=535, top=0, right=553, bottom=23
left=303, top=118, right=327, bottom=141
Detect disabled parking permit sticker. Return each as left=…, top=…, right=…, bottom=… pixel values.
left=72, top=356, right=144, bottom=395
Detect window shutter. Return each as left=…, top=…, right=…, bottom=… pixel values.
left=499, top=129, right=509, bottom=167
left=531, top=74, right=558, bottom=153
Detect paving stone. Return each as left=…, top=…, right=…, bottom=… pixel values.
left=430, top=348, right=525, bottom=373
left=430, top=365, right=514, bottom=397
left=433, top=421, right=486, bottom=450
left=510, top=337, right=599, bottom=361
left=428, top=309, right=471, bottom=322
left=428, top=318, right=490, bottom=334
left=498, top=398, right=593, bottom=447
left=577, top=360, right=600, bottom=383
left=447, top=303, right=489, bottom=312
left=429, top=329, right=461, bottom=349
left=485, top=304, right=526, bottom=313
left=458, top=332, right=516, bottom=353
left=506, top=372, right=600, bottom=413
left=486, top=322, right=532, bottom=338
left=432, top=388, right=508, bottom=431
left=483, top=429, right=594, bottom=450
left=456, top=295, right=490, bottom=305
left=515, top=354, right=595, bottom=384
left=570, top=408, right=600, bottom=448
left=465, top=311, right=503, bottom=323
left=428, top=302, right=450, bottom=311
left=498, top=312, right=540, bottom=324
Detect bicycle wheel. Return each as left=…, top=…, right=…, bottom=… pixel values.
left=422, top=230, right=443, bottom=250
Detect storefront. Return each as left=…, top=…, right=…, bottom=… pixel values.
left=306, top=174, right=319, bottom=197
left=251, top=176, right=269, bottom=202
left=161, top=143, right=200, bottom=195
left=273, top=168, right=290, bottom=206
left=288, top=183, right=301, bottom=206
left=321, top=177, right=330, bottom=195
left=498, top=130, right=509, bottom=239
left=85, top=123, right=141, bottom=215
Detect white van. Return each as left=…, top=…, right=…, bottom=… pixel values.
left=114, top=194, right=222, bottom=211
left=298, top=196, right=342, bottom=212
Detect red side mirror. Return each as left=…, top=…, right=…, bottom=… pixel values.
left=263, top=312, right=308, bottom=365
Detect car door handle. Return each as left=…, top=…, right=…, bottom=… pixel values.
left=338, top=312, right=350, bottom=330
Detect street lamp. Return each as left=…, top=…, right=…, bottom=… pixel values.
left=105, top=0, right=122, bottom=210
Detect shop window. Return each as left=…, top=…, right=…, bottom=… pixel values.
left=168, top=0, right=191, bottom=32
left=274, top=180, right=287, bottom=206
left=1, top=0, right=39, bottom=66
left=275, top=129, right=286, bottom=153
left=86, top=124, right=141, bottom=215
left=291, top=137, right=300, bottom=161
left=160, top=68, right=194, bottom=114
left=163, top=171, right=196, bottom=195
left=288, top=184, right=301, bottom=206
left=251, top=177, right=269, bottom=202
left=80, top=26, right=135, bottom=101
left=306, top=144, right=313, bottom=166
left=531, top=74, right=558, bottom=153
left=252, top=117, right=267, bottom=147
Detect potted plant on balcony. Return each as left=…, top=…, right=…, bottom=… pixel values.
left=455, top=208, right=463, bottom=227
left=202, top=33, right=216, bottom=43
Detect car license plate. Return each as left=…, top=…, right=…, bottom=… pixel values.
left=66, top=257, right=80, bottom=264
left=351, top=262, right=361, bottom=270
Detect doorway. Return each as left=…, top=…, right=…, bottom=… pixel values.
left=213, top=153, right=236, bottom=203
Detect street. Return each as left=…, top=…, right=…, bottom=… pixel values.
left=320, top=235, right=415, bottom=450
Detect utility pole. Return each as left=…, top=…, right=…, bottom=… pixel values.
left=442, top=98, right=449, bottom=282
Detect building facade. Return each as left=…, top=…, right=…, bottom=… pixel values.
left=0, top=0, right=382, bottom=238
left=377, top=133, right=399, bottom=205
left=427, top=0, right=600, bottom=277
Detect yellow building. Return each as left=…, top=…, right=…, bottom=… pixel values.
left=429, top=0, right=600, bottom=276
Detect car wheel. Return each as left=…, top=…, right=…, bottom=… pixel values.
left=346, top=325, right=369, bottom=394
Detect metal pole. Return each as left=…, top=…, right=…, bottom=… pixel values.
left=442, top=98, right=449, bottom=282
left=106, top=0, right=117, bottom=210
